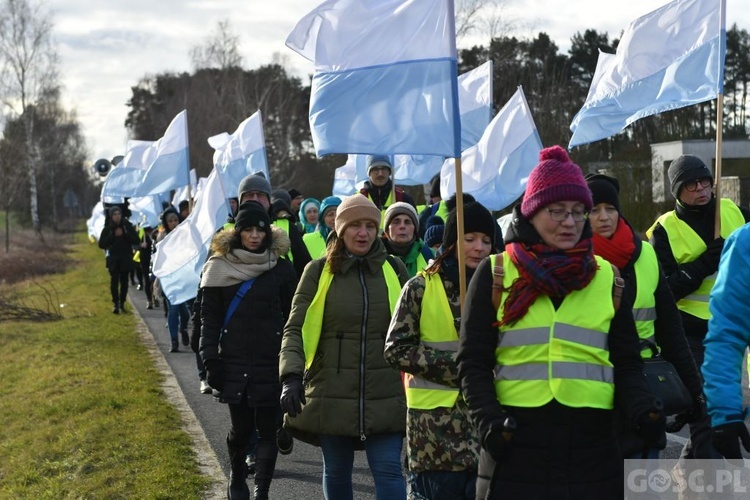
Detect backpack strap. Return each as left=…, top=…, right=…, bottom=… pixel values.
left=611, top=264, right=624, bottom=312
left=223, top=279, right=256, bottom=330
left=491, top=253, right=504, bottom=311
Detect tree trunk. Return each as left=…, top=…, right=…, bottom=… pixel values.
left=5, top=207, right=9, bottom=254
left=25, top=115, right=42, bottom=236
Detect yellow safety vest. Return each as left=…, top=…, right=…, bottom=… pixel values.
left=491, top=253, right=616, bottom=409
left=223, top=222, right=235, bottom=231
left=633, top=243, right=659, bottom=357
left=404, top=272, right=460, bottom=410
left=303, top=231, right=327, bottom=260
left=301, top=260, right=402, bottom=369
left=647, top=199, right=744, bottom=320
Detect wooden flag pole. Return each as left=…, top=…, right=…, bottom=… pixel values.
left=713, top=93, right=723, bottom=239
left=454, top=157, right=467, bottom=308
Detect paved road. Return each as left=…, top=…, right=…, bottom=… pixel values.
left=128, top=286, right=750, bottom=497
left=128, top=290, right=379, bottom=498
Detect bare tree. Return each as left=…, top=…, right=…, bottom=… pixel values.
left=0, top=0, right=57, bottom=235
left=455, top=0, right=511, bottom=41
left=190, top=19, right=243, bottom=70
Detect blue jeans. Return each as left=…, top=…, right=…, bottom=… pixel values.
left=319, top=433, right=406, bottom=500
left=166, top=299, right=189, bottom=342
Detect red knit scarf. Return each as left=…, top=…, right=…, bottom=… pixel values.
left=500, top=238, right=599, bottom=326
left=591, top=219, right=635, bottom=270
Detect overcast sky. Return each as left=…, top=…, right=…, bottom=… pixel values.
left=48, top=0, right=748, bottom=164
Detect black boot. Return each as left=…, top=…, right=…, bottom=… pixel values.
left=170, top=340, right=179, bottom=353
left=119, top=301, right=126, bottom=313
left=227, top=436, right=250, bottom=500
left=253, top=440, right=277, bottom=500
left=113, top=303, right=120, bottom=314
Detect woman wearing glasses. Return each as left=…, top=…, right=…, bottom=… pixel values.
left=457, top=146, right=662, bottom=499
left=646, top=154, right=750, bottom=460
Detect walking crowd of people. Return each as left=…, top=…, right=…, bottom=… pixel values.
left=96, top=149, right=750, bottom=500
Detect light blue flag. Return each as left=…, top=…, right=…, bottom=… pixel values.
left=135, top=110, right=191, bottom=197
left=87, top=201, right=105, bottom=241
left=210, top=111, right=268, bottom=200
left=287, top=0, right=461, bottom=158
left=152, top=168, right=228, bottom=304
left=100, top=140, right=154, bottom=201
left=129, top=196, right=162, bottom=228
left=569, top=0, right=725, bottom=148
left=441, top=87, right=542, bottom=211
left=458, top=60, right=493, bottom=151
left=332, top=161, right=357, bottom=197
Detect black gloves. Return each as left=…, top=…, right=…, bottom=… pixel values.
left=280, top=375, right=306, bottom=418
left=700, top=237, right=725, bottom=271
left=713, top=421, right=750, bottom=460
left=685, top=393, right=707, bottom=423
left=204, top=360, right=224, bottom=392
left=482, top=416, right=517, bottom=464
left=637, top=408, right=667, bottom=449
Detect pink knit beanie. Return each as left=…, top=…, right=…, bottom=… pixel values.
left=520, top=146, right=592, bottom=219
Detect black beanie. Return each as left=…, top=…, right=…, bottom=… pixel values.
left=585, top=173, right=621, bottom=213
left=443, top=201, right=497, bottom=250
left=668, top=155, right=713, bottom=199
left=234, top=201, right=272, bottom=249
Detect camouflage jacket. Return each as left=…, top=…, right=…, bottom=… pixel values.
left=384, top=270, right=480, bottom=472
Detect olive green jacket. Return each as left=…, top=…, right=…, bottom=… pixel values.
left=279, top=238, right=409, bottom=445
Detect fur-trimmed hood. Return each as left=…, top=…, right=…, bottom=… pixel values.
left=210, top=224, right=290, bottom=258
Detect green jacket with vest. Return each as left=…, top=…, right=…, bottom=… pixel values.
left=648, top=197, right=750, bottom=338
left=384, top=262, right=480, bottom=472
left=279, top=237, right=409, bottom=446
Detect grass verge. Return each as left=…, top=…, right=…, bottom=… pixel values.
left=0, top=228, right=211, bottom=498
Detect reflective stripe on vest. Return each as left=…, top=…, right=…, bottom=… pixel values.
left=303, top=231, right=327, bottom=260
left=633, top=243, right=659, bottom=357
left=648, top=199, right=744, bottom=320
left=490, top=253, right=615, bottom=409
left=404, top=273, right=460, bottom=410
left=273, top=219, right=294, bottom=262
left=301, top=260, right=402, bottom=369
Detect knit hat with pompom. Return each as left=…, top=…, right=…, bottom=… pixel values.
left=520, top=146, right=592, bottom=219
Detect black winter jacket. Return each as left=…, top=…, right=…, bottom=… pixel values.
left=649, top=197, right=750, bottom=338
left=458, top=210, right=654, bottom=440
left=98, top=220, right=139, bottom=273
left=200, top=230, right=298, bottom=406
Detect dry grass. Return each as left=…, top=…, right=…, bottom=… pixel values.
left=0, top=227, right=77, bottom=285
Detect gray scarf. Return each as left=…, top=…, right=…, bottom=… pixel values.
left=200, top=248, right=277, bottom=288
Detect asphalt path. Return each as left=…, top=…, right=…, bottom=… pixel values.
left=127, top=285, right=750, bottom=497
left=128, top=289, right=379, bottom=499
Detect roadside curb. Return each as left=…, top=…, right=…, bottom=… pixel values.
left=133, top=307, right=226, bottom=499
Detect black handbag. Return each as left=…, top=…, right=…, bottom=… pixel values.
left=641, top=340, right=693, bottom=416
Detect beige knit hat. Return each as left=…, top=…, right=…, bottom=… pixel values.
left=335, top=194, right=381, bottom=234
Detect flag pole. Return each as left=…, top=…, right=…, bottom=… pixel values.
left=454, top=158, right=466, bottom=308
left=713, top=93, right=723, bottom=239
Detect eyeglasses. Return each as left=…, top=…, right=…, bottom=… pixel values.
left=683, top=178, right=712, bottom=192
left=545, top=208, right=588, bottom=222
